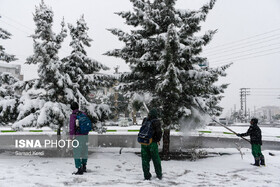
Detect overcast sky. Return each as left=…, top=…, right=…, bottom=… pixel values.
left=0, top=0, right=280, bottom=117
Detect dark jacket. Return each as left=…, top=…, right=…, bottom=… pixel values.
left=240, top=124, right=262, bottom=145
left=142, top=117, right=162, bottom=143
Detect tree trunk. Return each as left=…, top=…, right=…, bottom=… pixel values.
left=114, top=92, right=118, bottom=122
left=57, top=127, right=61, bottom=136
left=162, top=129, right=170, bottom=160
left=57, top=124, right=63, bottom=156
left=132, top=108, right=137, bottom=125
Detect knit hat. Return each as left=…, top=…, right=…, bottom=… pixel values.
left=148, top=108, right=157, bottom=119
left=251, top=118, right=258, bottom=125
left=70, top=102, right=79, bottom=111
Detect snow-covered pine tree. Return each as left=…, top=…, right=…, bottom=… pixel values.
left=12, top=0, right=69, bottom=132
left=0, top=73, right=19, bottom=98
left=0, top=17, right=19, bottom=125
left=62, top=15, right=112, bottom=122
left=106, top=0, right=230, bottom=158
left=0, top=73, right=22, bottom=125
left=0, top=17, right=17, bottom=62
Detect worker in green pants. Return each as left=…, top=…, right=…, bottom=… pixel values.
left=140, top=108, right=163, bottom=180
left=141, top=142, right=162, bottom=180
left=237, top=118, right=265, bottom=166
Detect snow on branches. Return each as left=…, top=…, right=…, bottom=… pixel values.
left=0, top=21, right=17, bottom=62
left=106, top=0, right=229, bottom=129
left=62, top=15, right=112, bottom=121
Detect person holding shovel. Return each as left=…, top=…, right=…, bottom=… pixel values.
left=237, top=118, right=265, bottom=166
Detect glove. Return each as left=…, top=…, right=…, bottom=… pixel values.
left=236, top=134, right=241, bottom=137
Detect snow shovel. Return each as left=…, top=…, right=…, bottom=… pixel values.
left=194, top=99, right=250, bottom=158
left=195, top=99, right=250, bottom=144
left=143, top=102, right=149, bottom=113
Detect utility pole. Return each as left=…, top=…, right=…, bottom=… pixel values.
left=240, top=88, right=250, bottom=122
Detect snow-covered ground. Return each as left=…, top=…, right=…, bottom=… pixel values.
left=0, top=148, right=279, bottom=187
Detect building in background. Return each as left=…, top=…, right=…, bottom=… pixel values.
left=254, top=106, right=280, bottom=122
left=0, top=63, right=24, bottom=80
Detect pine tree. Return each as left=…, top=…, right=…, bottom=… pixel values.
left=0, top=16, right=17, bottom=62
left=0, top=73, right=21, bottom=125
left=12, top=0, right=69, bottom=131
left=0, top=17, right=19, bottom=124
left=62, top=15, right=112, bottom=122
left=106, top=0, right=230, bottom=158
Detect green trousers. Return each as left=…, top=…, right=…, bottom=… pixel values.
left=251, top=144, right=263, bottom=158
left=141, top=142, right=162, bottom=179
left=73, top=135, right=88, bottom=168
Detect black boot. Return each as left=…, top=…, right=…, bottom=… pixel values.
left=157, top=175, right=162, bottom=180
left=82, top=164, right=87, bottom=172
left=144, top=173, right=152, bottom=180
left=252, top=157, right=260, bottom=166
left=260, top=155, right=265, bottom=166
left=73, top=167, right=84, bottom=175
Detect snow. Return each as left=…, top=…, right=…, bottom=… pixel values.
left=12, top=113, right=36, bottom=130
left=0, top=98, right=17, bottom=112
left=1, top=125, right=279, bottom=146
left=178, top=107, right=192, bottom=116
left=0, top=148, right=279, bottom=186
left=0, top=62, right=20, bottom=68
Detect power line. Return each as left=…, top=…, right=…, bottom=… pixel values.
left=0, top=16, right=72, bottom=56
left=210, top=52, right=279, bottom=66
left=203, top=27, right=280, bottom=52
left=0, top=19, right=31, bottom=35
left=249, top=92, right=280, bottom=94
left=210, top=46, right=280, bottom=63
left=201, top=29, right=280, bottom=66
left=0, top=14, right=34, bottom=32
left=204, top=34, right=280, bottom=55
left=210, top=50, right=280, bottom=66
left=209, top=45, right=280, bottom=62
left=0, top=14, right=92, bottom=59
left=205, top=41, right=280, bottom=59
left=250, top=92, right=280, bottom=94
left=250, top=88, right=280, bottom=90
left=248, top=97, right=280, bottom=100
left=249, top=95, right=280, bottom=97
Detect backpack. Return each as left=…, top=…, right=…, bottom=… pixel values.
left=75, top=111, right=92, bottom=134
left=137, top=119, right=155, bottom=145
